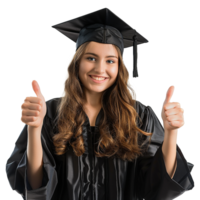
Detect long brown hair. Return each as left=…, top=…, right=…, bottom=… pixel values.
left=52, top=41, right=153, bottom=162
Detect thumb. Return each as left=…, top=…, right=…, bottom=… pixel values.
left=164, top=85, right=174, bottom=104
left=32, top=80, right=43, bottom=99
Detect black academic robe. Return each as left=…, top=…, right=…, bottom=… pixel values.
left=6, top=97, right=194, bottom=200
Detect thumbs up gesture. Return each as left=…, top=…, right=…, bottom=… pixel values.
left=161, top=86, right=184, bottom=134
left=21, top=80, right=47, bottom=128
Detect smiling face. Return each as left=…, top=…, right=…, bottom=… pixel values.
left=78, top=41, right=119, bottom=100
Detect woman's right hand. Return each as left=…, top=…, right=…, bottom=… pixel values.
left=21, top=80, right=47, bottom=128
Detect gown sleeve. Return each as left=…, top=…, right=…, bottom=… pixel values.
left=5, top=101, right=58, bottom=200
left=136, top=104, right=195, bottom=200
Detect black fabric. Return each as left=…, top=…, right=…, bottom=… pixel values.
left=6, top=97, right=194, bottom=200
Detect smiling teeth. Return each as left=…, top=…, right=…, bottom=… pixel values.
left=91, top=76, right=106, bottom=80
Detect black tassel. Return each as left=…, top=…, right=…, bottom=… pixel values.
left=133, top=35, right=138, bottom=77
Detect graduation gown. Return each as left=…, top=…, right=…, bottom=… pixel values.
left=5, top=97, right=194, bottom=200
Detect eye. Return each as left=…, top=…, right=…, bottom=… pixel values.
left=107, top=60, right=115, bottom=64
left=87, top=57, right=96, bottom=61
left=86, top=57, right=115, bottom=64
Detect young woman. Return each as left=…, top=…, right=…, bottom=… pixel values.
left=6, top=8, right=194, bottom=200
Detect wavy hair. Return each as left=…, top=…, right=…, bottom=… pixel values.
left=52, top=41, right=153, bottom=162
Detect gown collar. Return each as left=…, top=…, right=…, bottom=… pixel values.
left=82, top=107, right=103, bottom=154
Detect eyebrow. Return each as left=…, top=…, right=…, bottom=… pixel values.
left=84, top=52, right=118, bottom=59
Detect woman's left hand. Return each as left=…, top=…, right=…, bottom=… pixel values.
left=161, top=86, right=184, bottom=134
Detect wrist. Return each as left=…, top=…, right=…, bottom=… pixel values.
left=164, top=130, right=177, bottom=146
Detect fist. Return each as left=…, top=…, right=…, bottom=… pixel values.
left=21, top=80, right=47, bottom=128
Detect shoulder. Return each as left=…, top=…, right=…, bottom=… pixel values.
left=45, top=97, right=62, bottom=120
left=134, top=100, right=147, bottom=114
left=134, top=100, right=156, bottom=117
left=134, top=100, right=159, bottom=130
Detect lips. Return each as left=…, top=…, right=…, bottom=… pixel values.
left=89, top=75, right=108, bottom=79
left=88, top=75, right=108, bottom=83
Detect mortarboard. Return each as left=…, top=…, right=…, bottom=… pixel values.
left=51, top=8, right=148, bottom=77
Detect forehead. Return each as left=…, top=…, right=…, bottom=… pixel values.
left=85, top=41, right=118, bottom=56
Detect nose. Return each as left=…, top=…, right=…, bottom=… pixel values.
left=94, top=59, right=106, bottom=72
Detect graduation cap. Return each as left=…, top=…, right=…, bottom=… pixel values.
left=52, top=8, right=148, bottom=77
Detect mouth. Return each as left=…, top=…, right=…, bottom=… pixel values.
left=88, top=75, right=108, bottom=83
left=89, top=75, right=108, bottom=79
